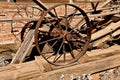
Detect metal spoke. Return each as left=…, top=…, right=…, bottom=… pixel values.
left=38, top=36, right=62, bottom=45
left=44, top=17, right=56, bottom=28
left=46, top=54, right=54, bottom=59
left=70, top=17, right=85, bottom=33
left=53, top=54, right=62, bottom=63
left=65, top=4, right=67, bottom=17
left=68, top=8, right=78, bottom=24
left=63, top=43, right=66, bottom=62
left=53, top=8, right=62, bottom=27
left=53, top=8, right=59, bottom=20
left=68, top=42, right=75, bottom=58
left=47, top=40, right=58, bottom=51
left=53, top=41, right=64, bottom=63
left=65, top=4, right=69, bottom=31
left=24, top=8, right=29, bottom=17
left=43, top=41, right=59, bottom=59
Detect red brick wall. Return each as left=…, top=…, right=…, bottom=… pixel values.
left=0, top=7, right=15, bottom=45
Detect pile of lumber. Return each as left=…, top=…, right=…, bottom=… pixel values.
left=0, top=45, right=120, bottom=80
left=90, top=14, right=120, bottom=49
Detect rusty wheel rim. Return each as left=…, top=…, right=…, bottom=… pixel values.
left=35, top=4, right=91, bottom=66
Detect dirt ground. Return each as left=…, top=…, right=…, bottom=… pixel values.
left=0, top=40, right=20, bottom=66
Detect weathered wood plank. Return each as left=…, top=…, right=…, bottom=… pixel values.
left=92, top=29, right=120, bottom=47
left=91, top=21, right=120, bottom=41
left=10, top=30, right=34, bottom=64
left=86, top=45, right=120, bottom=62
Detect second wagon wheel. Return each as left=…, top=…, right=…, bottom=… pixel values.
left=35, top=4, right=91, bottom=66
left=11, top=4, right=43, bottom=42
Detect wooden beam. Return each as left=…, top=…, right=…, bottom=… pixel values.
left=0, top=61, right=42, bottom=80
left=87, top=45, right=120, bottom=57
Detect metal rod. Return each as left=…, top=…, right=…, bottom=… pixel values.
left=33, top=0, right=55, bottom=17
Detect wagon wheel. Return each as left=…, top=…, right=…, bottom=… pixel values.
left=11, top=5, right=42, bottom=42
left=35, top=4, right=91, bottom=66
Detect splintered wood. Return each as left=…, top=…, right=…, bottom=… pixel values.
left=0, top=45, right=120, bottom=80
